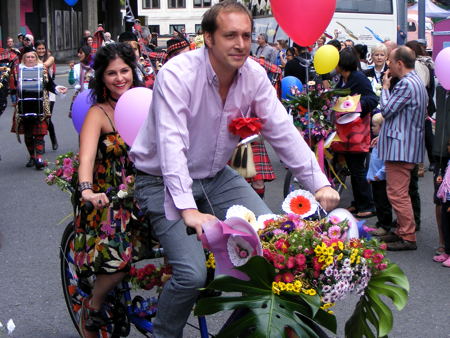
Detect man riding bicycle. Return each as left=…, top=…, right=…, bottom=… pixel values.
left=129, top=1, right=340, bottom=336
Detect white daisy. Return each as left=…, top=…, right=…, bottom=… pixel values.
left=226, top=205, right=257, bottom=227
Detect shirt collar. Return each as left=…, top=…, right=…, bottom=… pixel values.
left=203, top=46, right=245, bottom=86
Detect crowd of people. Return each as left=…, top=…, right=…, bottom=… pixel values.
left=1, top=0, right=450, bottom=336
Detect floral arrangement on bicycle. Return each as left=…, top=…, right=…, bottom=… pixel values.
left=195, top=190, right=409, bottom=338
left=44, top=151, right=136, bottom=204
left=282, top=82, right=350, bottom=144
left=44, top=152, right=79, bottom=192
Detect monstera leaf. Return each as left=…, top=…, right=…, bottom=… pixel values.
left=195, top=256, right=336, bottom=338
left=345, top=263, right=409, bottom=338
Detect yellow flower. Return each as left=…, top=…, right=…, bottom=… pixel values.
left=286, top=284, right=294, bottom=292
left=293, top=287, right=300, bottom=293
left=308, top=289, right=317, bottom=296
left=338, top=241, right=344, bottom=251
left=350, top=256, right=356, bottom=264
left=272, top=282, right=280, bottom=295
left=337, top=253, right=343, bottom=261
left=314, top=246, right=323, bottom=255
left=321, top=302, right=335, bottom=310
left=325, top=256, right=334, bottom=266
left=279, top=282, right=286, bottom=291
left=326, top=247, right=334, bottom=256
left=294, top=280, right=302, bottom=289
left=356, top=256, right=361, bottom=265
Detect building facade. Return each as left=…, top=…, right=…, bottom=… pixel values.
left=138, top=0, right=222, bottom=35
left=0, top=0, right=122, bottom=61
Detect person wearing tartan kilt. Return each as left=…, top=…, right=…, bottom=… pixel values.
left=245, top=57, right=282, bottom=198
left=246, top=140, right=276, bottom=198
left=11, top=47, right=67, bottom=169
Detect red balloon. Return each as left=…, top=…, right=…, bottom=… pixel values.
left=270, top=0, right=336, bottom=46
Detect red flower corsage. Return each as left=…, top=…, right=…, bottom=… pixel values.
left=228, top=117, right=262, bottom=139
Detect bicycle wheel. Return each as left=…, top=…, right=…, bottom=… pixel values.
left=60, top=222, right=133, bottom=338
left=60, top=222, right=92, bottom=335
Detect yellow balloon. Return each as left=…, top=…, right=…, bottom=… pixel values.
left=313, top=45, right=340, bottom=75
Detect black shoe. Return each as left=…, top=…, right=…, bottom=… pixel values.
left=52, top=142, right=58, bottom=151
left=378, top=232, right=402, bottom=243
left=428, top=163, right=435, bottom=172
left=26, top=158, right=35, bottom=167
left=35, top=158, right=45, bottom=170
left=387, top=239, right=417, bottom=251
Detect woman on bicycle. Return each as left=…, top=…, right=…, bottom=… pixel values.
left=75, top=43, right=146, bottom=338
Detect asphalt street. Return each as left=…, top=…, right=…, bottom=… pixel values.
left=0, top=69, right=449, bottom=337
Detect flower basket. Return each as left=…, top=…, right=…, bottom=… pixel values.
left=195, top=191, right=409, bottom=338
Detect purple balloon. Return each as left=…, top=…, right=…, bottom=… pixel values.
left=435, top=47, right=450, bottom=91
left=114, top=87, right=153, bottom=146
left=72, top=89, right=94, bottom=133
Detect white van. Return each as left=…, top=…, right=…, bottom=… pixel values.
left=407, top=12, right=433, bottom=51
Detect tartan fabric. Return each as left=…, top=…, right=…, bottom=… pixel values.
left=11, top=114, right=48, bottom=135
left=249, top=55, right=282, bottom=75
left=246, top=141, right=276, bottom=182
left=0, top=49, right=18, bottom=63
left=249, top=55, right=282, bottom=91
left=148, top=51, right=168, bottom=64
left=91, top=27, right=105, bottom=56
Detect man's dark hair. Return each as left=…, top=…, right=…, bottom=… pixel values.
left=392, top=46, right=416, bottom=69
left=405, top=40, right=426, bottom=57
left=201, top=0, right=253, bottom=35
left=90, top=43, right=142, bottom=103
left=327, top=39, right=341, bottom=51
left=354, top=44, right=368, bottom=60
left=292, top=42, right=308, bottom=55
left=118, top=31, right=138, bottom=43
left=338, top=47, right=360, bottom=72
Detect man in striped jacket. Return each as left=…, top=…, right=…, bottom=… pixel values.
left=377, top=46, right=428, bottom=250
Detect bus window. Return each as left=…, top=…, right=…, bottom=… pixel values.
left=336, top=0, right=393, bottom=14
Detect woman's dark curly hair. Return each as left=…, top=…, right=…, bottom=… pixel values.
left=90, top=43, right=142, bottom=103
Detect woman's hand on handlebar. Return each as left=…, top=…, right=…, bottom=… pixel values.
left=181, top=209, right=217, bottom=240
left=81, top=190, right=109, bottom=209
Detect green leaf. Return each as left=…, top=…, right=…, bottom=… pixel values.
left=195, top=256, right=335, bottom=337
left=344, top=263, right=409, bottom=338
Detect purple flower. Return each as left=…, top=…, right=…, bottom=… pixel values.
left=280, top=221, right=295, bottom=233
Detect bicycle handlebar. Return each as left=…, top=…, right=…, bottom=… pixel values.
left=186, top=227, right=197, bottom=236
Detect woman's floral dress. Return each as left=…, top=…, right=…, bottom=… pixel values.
left=74, top=132, right=149, bottom=276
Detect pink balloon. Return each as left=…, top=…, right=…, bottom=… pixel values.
left=270, top=0, right=336, bottom=46
left=435, top=47, right=450, bottom=90
left=114, top=87, right=153, bottom=146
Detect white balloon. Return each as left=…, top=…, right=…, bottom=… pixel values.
left=326, top=208, right=359, bottom=239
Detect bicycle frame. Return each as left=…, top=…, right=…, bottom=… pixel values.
left=61, top=221, right=211, bottom=338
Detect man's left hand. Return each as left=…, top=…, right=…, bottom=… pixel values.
left=315, top=186, right=340, bottom=211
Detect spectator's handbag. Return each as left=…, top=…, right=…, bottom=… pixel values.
left=230, top=143, right=257, bottom=178
left=331, top=95, right=371, bottom=153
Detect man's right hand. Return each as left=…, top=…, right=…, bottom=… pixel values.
left=181, top=209, right=217, bottom=240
